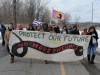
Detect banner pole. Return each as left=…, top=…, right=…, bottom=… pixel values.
left=49, top=7, right=53, bottom=25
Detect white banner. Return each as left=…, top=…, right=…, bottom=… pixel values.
left=9, top=30, right=91, bottom=62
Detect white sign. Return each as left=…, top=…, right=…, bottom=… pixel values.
left=9, top=30, right=91, bottom=62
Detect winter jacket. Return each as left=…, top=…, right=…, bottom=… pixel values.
left=4, top=30, right=11, bottom=44
left=54, top=27, right=60, bottom=33
left=0, top=24, right=6, bottom=35
left=71, top=30, right=80, bottom=35
left=87, top=32, right=99, bottom=46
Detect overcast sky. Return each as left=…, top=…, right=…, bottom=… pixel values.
left=47, top=0, right=100, bottom=22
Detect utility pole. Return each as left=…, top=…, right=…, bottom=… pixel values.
left=13, top=0, right=16, bottom=29
left=92, top=2, right=94, bottom=23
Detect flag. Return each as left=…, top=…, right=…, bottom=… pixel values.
left=52, top=9, right=65, bottom=21
left=33, top=19, right=43, bottom=26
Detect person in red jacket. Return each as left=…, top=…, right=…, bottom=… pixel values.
left=81, top=28, right=88, bottom=35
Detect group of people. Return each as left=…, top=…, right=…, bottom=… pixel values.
left=0, top=23, right=99, bottom=64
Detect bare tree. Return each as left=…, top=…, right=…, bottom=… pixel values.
left=0, top=0, right=51, bottom=24
left=62, top=13, right=71, bottom=26
left=25, top=0, right=36, bottom=23
left=0, top=0, right=13, bottom=23
left=41, top=8, right=50, bottom=23
left=35, top=0, right=51, bottom=20
left=75, top=16, right=81, bottom=24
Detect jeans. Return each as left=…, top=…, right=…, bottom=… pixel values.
left=88, top=44, right=96, bottom=55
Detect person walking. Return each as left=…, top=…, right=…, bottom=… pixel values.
left=40, top=23, right=50, bottom=64
left=5, top=24, right=14, bottom=63
left=87, top=26, right=99, bottom=64
left=0, top=24, right=6, bottom=46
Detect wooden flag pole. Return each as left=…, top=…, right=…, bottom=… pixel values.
left=49, top=7, right=53, bottom=25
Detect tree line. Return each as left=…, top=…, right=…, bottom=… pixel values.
left=0, top=0, right=51, bottom=24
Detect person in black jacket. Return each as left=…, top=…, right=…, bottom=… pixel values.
left=53, top=25, right=60, bottom=33
left=68, top=25, right=73, bottom=34
left=0, top=24, right=6, bottom=46
left=71, top=25, right=80, bottom=35
left=87, top=26, right=99, bottom=64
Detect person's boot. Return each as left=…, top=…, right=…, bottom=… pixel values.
left=2, top=41, right=5, bottom=46
left=10, top=57, right=14, bottom=63
left=90, top=55, right=95, bottom=64
left=45, top=60, right=48, bottom=64
left=87, top=55, right=90, bottom=64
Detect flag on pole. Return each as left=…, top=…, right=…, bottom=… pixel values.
left=33, top=19, right=43, bottom=26
left=52, top=9, right=65, bottom=21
